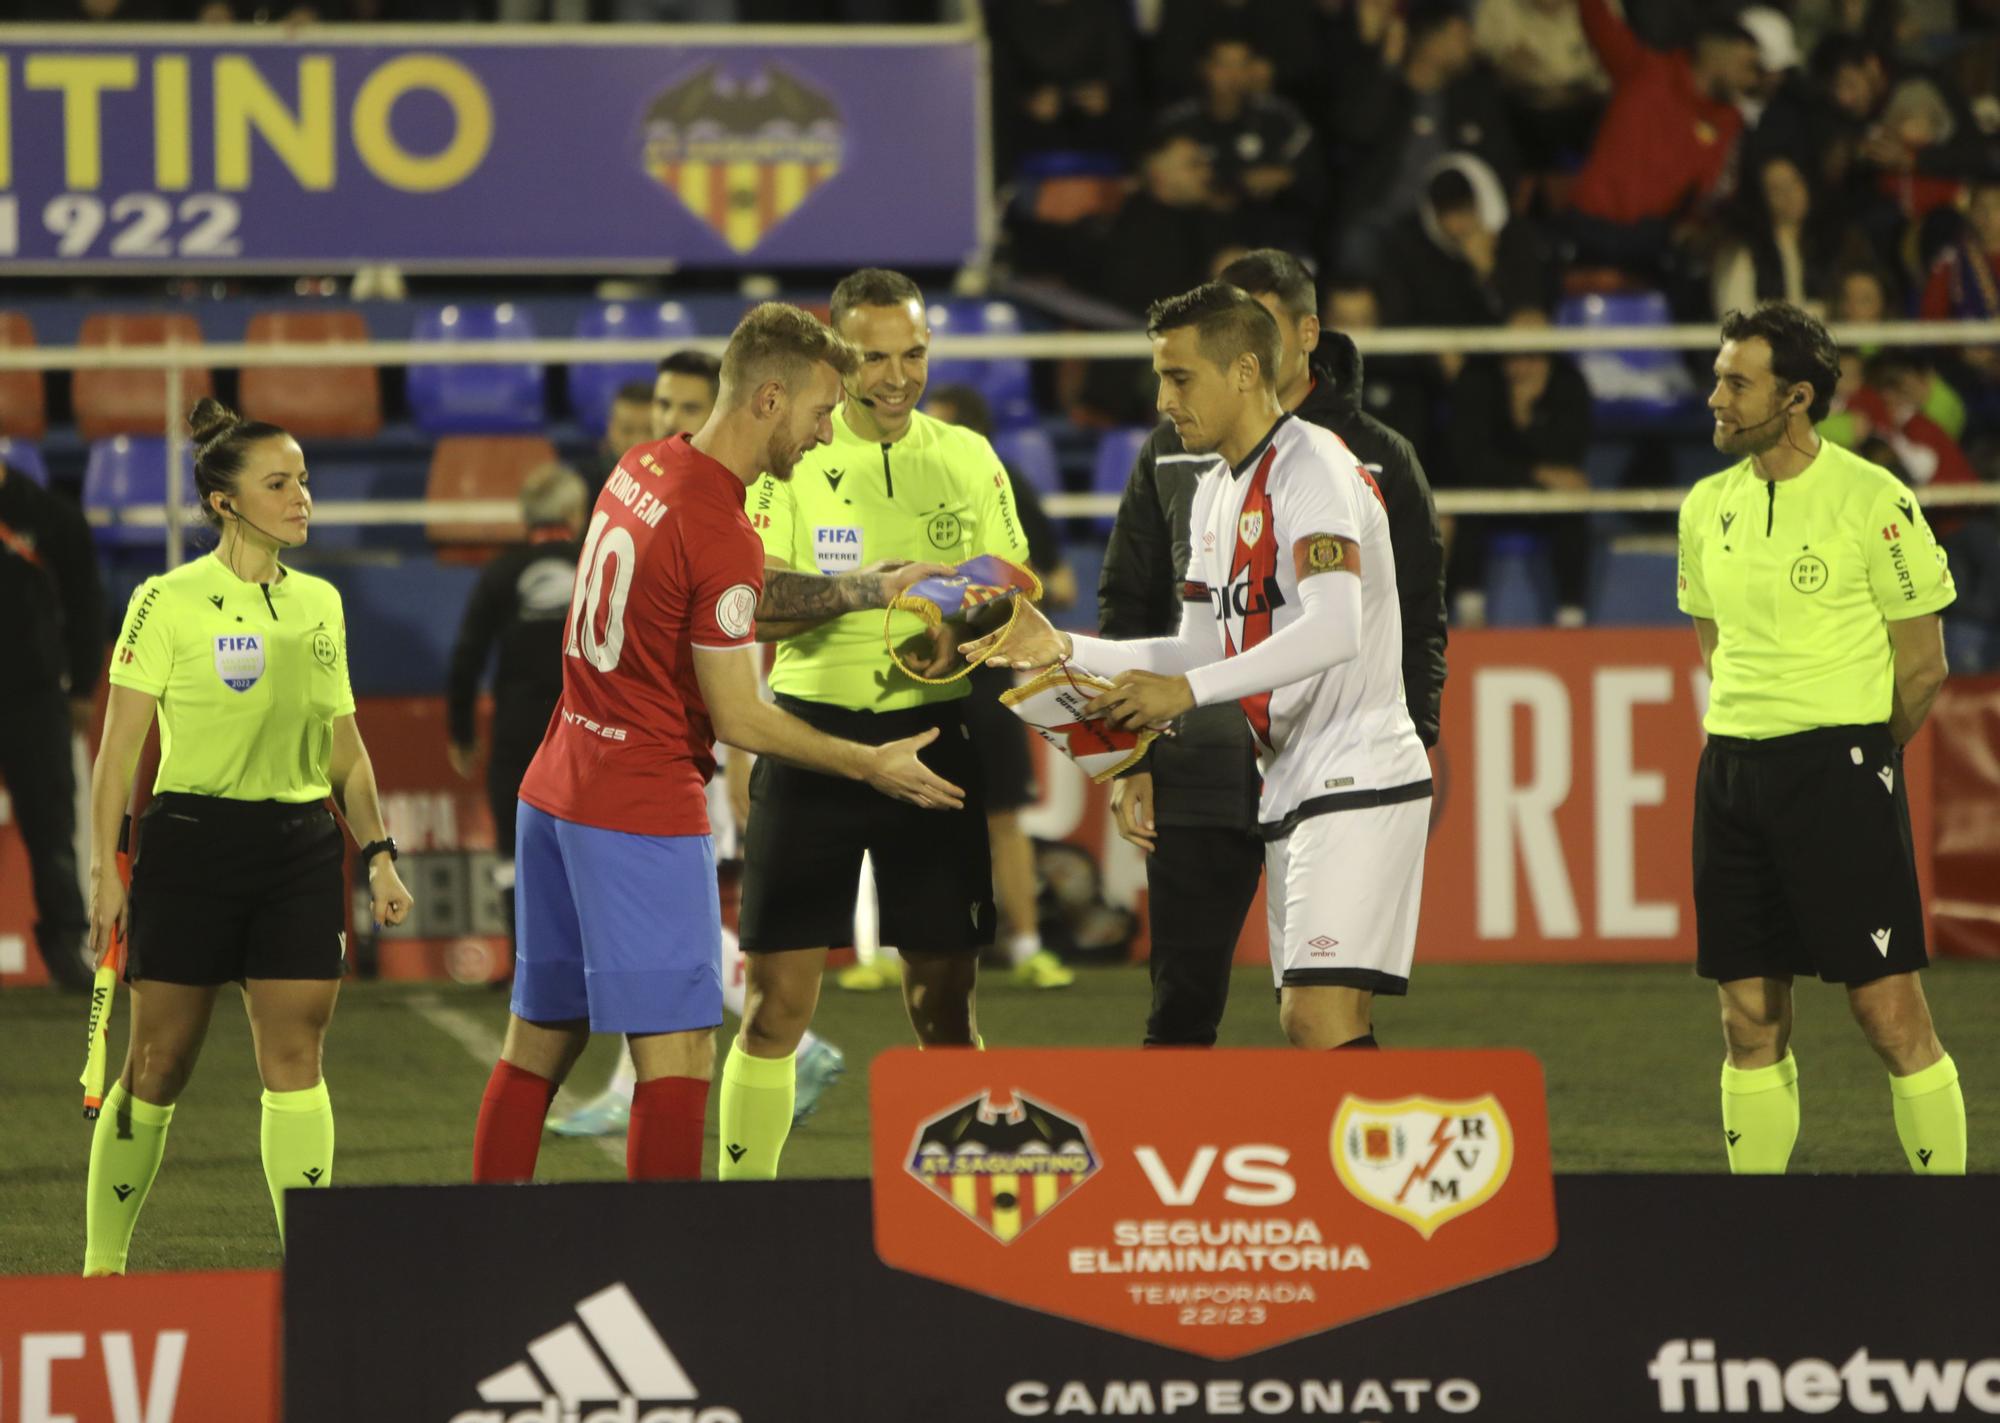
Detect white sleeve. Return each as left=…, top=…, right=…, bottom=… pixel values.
left=1272, top=439, right=1363, bottom=546
left=1067, top=596, right=1224, bottom=679
left=1184, top=565, right=1361, bottom=706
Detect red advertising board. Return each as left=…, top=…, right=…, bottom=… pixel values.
left=0, top=1270, right=278, bottom=1423
left=870, top=1048, right=1555, bottom=1359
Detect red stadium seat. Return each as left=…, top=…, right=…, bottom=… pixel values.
left=74, top=313, right=214, bottom=440
left=240, top=310, right=383, bottom=439
left=0, top=312, right=48, bottom=439
left=425, top=435, right=560, bottom=561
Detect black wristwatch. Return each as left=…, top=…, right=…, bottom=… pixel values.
left=358, top=837, right=399, bottom=871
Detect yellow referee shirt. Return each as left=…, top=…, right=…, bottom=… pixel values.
left=1677, top=440, right=1955, bottom=739
left=749, top=405, right=1031, bottom=712
left=108, top=555, right=356, bottom=802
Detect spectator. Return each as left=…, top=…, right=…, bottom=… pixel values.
left=1442, top=306, right=1594, bottom=627
left=986, top=0, right=1138, bottom=178
left=0, top=457, right=104, bottom=991
left=1155, top=36, right=1324, bottom=249
left=1823, top=350, right=1977, bottom=490
left=1382, top=157, right=1557, bottom=381
left=1921, top=181, right=2000, bottom=395
left=652, top=350, right=722, bottom=442
left=1151, top=0, right=1330, bottom=113
left=1712, top=154, right=1856, bottom=319
left=1833, top=261, right=1904, bottom=324
left=1324, top=272, right=1438, bottom=460
left=1332, top=0, right=1518, bottom=276
left=1564, top=5, right=1760, bottom=280
left=1473, top=0, right=1612, bottom=167
left=593, top=380, right=655, bottom=500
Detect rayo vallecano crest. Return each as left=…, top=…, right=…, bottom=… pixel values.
left=1331, top=1094, right=1514, bottom=1239
left=907, top=1090, right=1099, bottom=1244
left=1238, top=509, right=1264, bottom=546
left=642, top=64, right=844, bottom=254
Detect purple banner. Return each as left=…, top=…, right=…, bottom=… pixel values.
left=0, top=30, right=985, bottom=271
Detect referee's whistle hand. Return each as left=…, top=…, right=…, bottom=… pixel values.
left=864, top=728, right=967, bottom=811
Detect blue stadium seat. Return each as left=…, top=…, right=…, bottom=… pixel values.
left=1088, top=427, right=1150, bottom=533
left=1590, top=547, right=1680, bottom=625
left=569, top=301, right=697, bottom=436
left=1556, top=290, right=1698, bottom=417
left=1483, top=530, right=1556, bottom=626
left=83, top=437, right=195, bottom=550
left=407, top=304, right=547, bottom=436
left=927, top=300, right=1035, bottom=431
left=0, top=436, right=46, bottom=485
left=993, top=426, right=1061, bottom=497
left=315, top=557, right=484, bottom=696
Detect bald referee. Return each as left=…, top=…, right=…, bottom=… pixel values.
left=1680, top=302, right=1963, bottom=1175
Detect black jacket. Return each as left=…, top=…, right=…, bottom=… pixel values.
left=446, top=533, right=581, bottom=752
left=1098, top=339, right=1447, bottom=828
left=0, top=467, right=105, bottom=703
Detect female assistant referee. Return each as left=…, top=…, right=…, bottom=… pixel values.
left=82, top=399, right=414, bottom=1276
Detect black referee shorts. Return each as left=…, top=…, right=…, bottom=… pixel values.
left=1693, top=723, right=1928, bottom=987
left=126, top=794, right=348, bottom=986
left=738, top=694, right=996, bottom=955
left=962, top=664, right=1035, bottom=814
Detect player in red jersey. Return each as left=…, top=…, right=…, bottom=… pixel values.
left=472, top=304, right=963, bottom=1183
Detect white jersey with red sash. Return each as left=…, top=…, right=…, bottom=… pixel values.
left=1182, top=415, right=1430, bottom=827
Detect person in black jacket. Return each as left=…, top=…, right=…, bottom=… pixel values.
left=0, top=459, right=104, bottom=990
left=1098, top=248, right=1446, bottom=1045
left=446, top=465, right=587, bottom=891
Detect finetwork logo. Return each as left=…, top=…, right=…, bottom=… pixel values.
left=1649, top=1340, right=2000, bottom=1414
left=450, top=1284, right=740, bottom=1423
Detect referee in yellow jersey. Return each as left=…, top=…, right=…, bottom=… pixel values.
left=82, top=399, right=414, bottom=1274
left=1679, top=303, right=1963, bottom=1175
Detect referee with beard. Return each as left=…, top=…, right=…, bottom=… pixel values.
left=1100, top=249, right=1447, bottom=1046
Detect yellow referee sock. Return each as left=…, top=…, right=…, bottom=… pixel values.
left=83, top=1082, right=173, bottom=1276
left=1721, top=1051, right=1800, bottom=1174
left=261, top=1080, right=334, bottom=1248
left=1891, top=1054, right=1966, bottom=1175
left=718, top=1044, right=794, bottom=1181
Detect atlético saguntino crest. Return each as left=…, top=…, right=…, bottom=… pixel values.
left=906, top=1090, right=1099, bottom=1244
left=642, top=65, right=844, bottom=254
left=1331, top=1094, right=1514, bottom=1240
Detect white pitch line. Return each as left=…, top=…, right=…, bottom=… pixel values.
left=403, top=991, right=626, bottom=1167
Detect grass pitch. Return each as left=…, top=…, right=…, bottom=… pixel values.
left=2, top=962, right=1993, bottom=1275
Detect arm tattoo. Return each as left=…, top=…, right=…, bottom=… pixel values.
left=756, top=569, right=888, bottom=622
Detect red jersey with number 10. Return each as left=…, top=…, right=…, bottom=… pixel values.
left=518, top=436, right=764, bottom=837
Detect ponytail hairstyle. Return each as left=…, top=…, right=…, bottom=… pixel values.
left=188, top=398, right=289, bottom=531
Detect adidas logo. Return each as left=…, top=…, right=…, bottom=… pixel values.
left=113, top=1183, right=135, bottom=1202
left=450, top=1283, right=739, bottom=1423
left=1871, top=928, right=1893, bottom=957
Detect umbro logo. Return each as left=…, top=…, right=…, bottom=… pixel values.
left=726, top=1143, right=747, bottom=1164
left=1725, top=1131, right=1741, bottom=1147
left=303, top=1167, right=324, bottom=1185
left=1720, top=512, right=1736, bottom=536
left=1877, top=766, right=1895, bottom=793
left=825, top=468, right=846, bottom=492
left=454, top=1282, right=734, bottom=1423
left=1918, top=1148, right=1934, bottom=1168
left=113, top=1183, right=135, bottom=1202
left=208, top=595, right=224, bottom=610
left=1871, top=928, right=1893, bottom=956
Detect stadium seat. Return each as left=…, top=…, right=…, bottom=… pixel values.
left=74, top=314, right=213, bottom=441
left=993, top=426, right=1061, bottom=497
left=0, top=312, right=47, bottom=439
left=240, top=310, right=382, bottom=439
left=407, top=304, right=547, bottom=436
left=0, top=437, right=47, bottom=485
left=927, top=300, right=1036, bottom=431
left=424, top=435, right=559, bottom=556
left=1590, top=546, right=1680, bottom=625
left=569, top=301, right=697, bottom=435
left=1556, top=291, right=1697, bottom=415
left=1483, top=530, right=1556, bottom=627
left=1089, top=427, right=1149, bottom=497
left=83, top=436, right=197, bottom=550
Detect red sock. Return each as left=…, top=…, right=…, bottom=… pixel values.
left=627, top=1076, right=710, bottom=1181
left=473, top=1061, right=558, bottom=1183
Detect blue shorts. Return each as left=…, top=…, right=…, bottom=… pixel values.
left=511, top=802, right=722, bottom=1035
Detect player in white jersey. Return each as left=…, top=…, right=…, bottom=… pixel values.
left=968, top=284, right=1431, bottom=1048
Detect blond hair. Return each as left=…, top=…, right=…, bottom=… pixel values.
left=519, top=462, right=588, bottom=528
left=719, top=302, right=859, bottom=404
